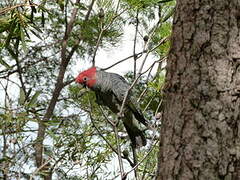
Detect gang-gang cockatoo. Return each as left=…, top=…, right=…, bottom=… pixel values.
left=76, top=67, right=148, bottom=148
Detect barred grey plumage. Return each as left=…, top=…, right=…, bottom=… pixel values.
left=95, top=70, right=130, bottom=102
left=76, top=67, right=148, bottom=148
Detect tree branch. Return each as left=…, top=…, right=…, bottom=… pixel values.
left=88, top=99, right=135, bottom=169
left=34, top=1, right=83, bottom=179
left=133, top=10, right=139, bottom=79
left=101, top=50, right=146, bottom=71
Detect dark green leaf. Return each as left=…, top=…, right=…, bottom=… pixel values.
left=28, top=91, right=41, bottom=108
left=30, top=29, right=43, bottom=40
left=0, top=57, right=11, bottom=69
left=20, top=27, right=27, bottom=53
left=19, top=87, right=26, bottom=105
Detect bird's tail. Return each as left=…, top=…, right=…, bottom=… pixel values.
left=123, top=122, right=146, bottom=148
left=127, top=103, right=148, bottom=127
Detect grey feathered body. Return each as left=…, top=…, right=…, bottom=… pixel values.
left=92, top=70, right=147, bottom=147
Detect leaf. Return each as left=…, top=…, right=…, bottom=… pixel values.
left=19, top=88, right=26, bottom=105
left=28, top=91, right=41, bottom=108
left=161, top=7, right=174, bottom=23
left=41, top=11, right=45, bottom=27
left=29, top=29, right=43, bottom=40
left=0, top=57, right=11, bottom=69
left=30, top=23, right=43, bottom=33
left=38, top=4, right=53, bottom=17
left=6, top=47, right=18, bottom=60
left=0, top=17, right=10, bottom=33
left=57, top=0, right=65, bottom=11
left=4, top=21, right=16, bottom=48
left=76, top=2, right=88, bottom=10
left=20, top=27, right=27, bottom=53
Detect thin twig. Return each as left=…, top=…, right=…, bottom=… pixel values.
left=87, top=99, right=125, bottom=179
left=88, top=101, right=116, bottom=150
left=92, top=7, right=129, bottom=66
left=34, top=0, right=82, bottom=174
left=102, top=51, right=146, bottom=71
left=114, top=124, right=125, bottom=179
left=143, top=94, right=156, bottom=113
left=133, top=10, right=139, bottom=79
left=63, top=79, right=75, bottom=87
left=0, top=3, right=38, bottom=15
left=115, top=0, right=121, bottom=14
left=137, top=63, right=155, bottom=103
left=132, top=145, right=139, bottom=180
left=123, top=139, right=159, bottom=179
left=119, top=38, right=169, bottom=117
left=0, top=79, right=11, bottom=104
left=139, top=56, right=165, bottom=77
left=98, top=106, right=115, bottom=126
left=92, top=16, right=104, bottom=66
left=97, top=106, right=125, bottom=178
left=85, top=0, right=96, bottom=21
left=104, top=8, right=129, bottom=30
left=88, top=99, right=135, bottom=167
left=155, top=99, right=163, bottom=117
left=137, top=56, right=167, bottom=103
left=29, top=158, right=52, bottom=180
left=98, top=106, right=135, bottom=166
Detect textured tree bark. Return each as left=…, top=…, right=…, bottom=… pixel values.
left=157, top=0, right=240, bottom=179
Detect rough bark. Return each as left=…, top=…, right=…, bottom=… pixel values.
left=157, top=0, right=240, bottom=179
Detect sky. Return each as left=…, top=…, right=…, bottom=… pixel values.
left=67, top=24, right=160, bottom=179
left=0, top=15, right=160, bottom=180
left=76, top=24, right=159, bottom=77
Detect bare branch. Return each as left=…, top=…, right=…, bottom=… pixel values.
left=97, top=106, right=135, bottom=167
left=61, top=0, right=81, bottom=62
left=85, top=0, right=96, bottom=21
left=34, top=0, right=84, bottom=177
left=102, top=51, right=146, bottom=71
left=92, top=17, right=104, bottom=66
left=119, top=38, right=169, bottom=118
left=0, top=2, right=38, bottom=15
left=123, top=139, right=159, bottom=179
left=30, top=158, right=52, bottom=180
left=88, top=99, right=135, bottom=170
left=92, top=7, right=129, bottom=67
left=133, top=10, right=139, bottom=79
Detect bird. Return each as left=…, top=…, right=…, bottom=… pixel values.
left=75, top=67, right=148, bottom=148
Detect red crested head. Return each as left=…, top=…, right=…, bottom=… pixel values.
left=75, top=67, right=97, bottom=88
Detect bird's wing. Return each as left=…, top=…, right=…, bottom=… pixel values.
left=110, top=73, right=148, bottom=126
left=111, top=73, right=130, bottom=102
left=127, top=100, right=148, bottom=126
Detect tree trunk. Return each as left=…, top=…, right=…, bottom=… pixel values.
left=157, top=0, right=240, bottom=179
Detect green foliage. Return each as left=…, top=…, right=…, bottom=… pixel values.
left=0, top=56, right=11, bottom=69
left=27, top=90, right=41, bottom=108
left=125, top=72, right=164, bottom=116
left=0, top=0, right=174, bottom=179
left=1, top=7, right=42, bottom=47
left=19, top=87, right=26, bottom=105
left=123, top=0, right=161, bottom=9
left=0, top=16, right=11, bottom=33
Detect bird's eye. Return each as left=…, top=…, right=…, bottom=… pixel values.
left=83, top=76, right=88, bottom=81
